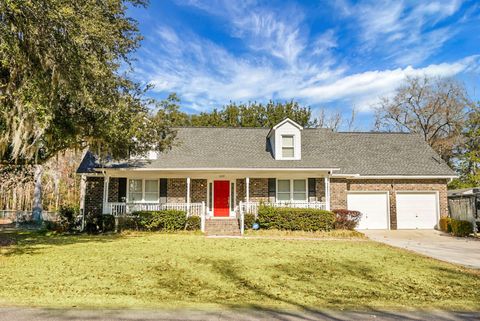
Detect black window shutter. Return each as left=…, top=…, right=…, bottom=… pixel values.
left=308, top=178, right=316, bottom=198
left=268, top=178, right=276, bottom=198
left=159, top=179, right=168, bottom=198
left=118, top=178, right=127, bottom=202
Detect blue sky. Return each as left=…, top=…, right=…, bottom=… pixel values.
left=128, top=0, right=480, bottom=129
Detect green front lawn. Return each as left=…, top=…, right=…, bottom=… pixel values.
left=0, top=230, right=479, bottom=310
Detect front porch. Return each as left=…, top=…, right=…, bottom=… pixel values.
left=90, top=172, right=332, bottom=234
left=104, top=200, right=328, bottom=217
left=101, top=175, right=331, bottom=214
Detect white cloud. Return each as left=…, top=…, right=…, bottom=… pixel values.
left=131, top=0, right=479, bottom=118
left=341, top=0, right=464, bottom=64
left=176, top=0, right=307, bottom=66
left=299, top=56, right=476, bottom=111
left=136, top=22, right=479, bottom=113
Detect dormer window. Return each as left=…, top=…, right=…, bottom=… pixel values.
left=267, top=118, right=303, bottom=160
left=281, top=135, right=295, bottom=158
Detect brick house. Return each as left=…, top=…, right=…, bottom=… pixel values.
left=77, top=118, right=456, bottom=233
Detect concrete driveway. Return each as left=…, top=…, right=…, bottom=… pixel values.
left=363, top=230, right=480, bottom=269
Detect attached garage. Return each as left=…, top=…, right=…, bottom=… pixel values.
left=347, top=192, right=389, bottom=229
left=396, top=192, right=439, bottom=229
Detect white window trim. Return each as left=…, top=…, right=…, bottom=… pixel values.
left=127, top=178, right=159, bottom=203
left=276, top=179, right=308, bottom=202
left=281, top=135, right=296, bottom=159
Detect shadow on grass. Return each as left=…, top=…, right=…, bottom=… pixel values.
left=202, top=258, right=479, bottom=321
left=0, top=228, right=122, bottom=256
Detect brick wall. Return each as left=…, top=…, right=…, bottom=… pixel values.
left=235, top=178, right=270, bottom=204
left=167, top=178, right=187, bottom=203
left=315, top=178, right=326, bottom=201
left=191, top=179, right=207, bottom=203
left=84, top=176, right=104, bottom=216
left=330, top=178, right=448, bottom=229
left=250, top=178, right=269, bottom=202
left=108, top=178, right=119, bottom=202
left=236, top=179, right=245, bottom=204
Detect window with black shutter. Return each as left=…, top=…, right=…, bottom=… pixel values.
left=159, top=178, right=168, bottom=203
left=308, top=178, right=316, bottom=199
left=268, top=178, right=276, bottom=201
left=118, top=178, right=127, bottom=202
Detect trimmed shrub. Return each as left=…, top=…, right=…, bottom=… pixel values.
left=84, top=210, right=104, bottom=234
left=439, top=217, right=452, bottom=233
left=58, top=205, right=80, bottom=232
left=257, top=206, right=335, bottom=231
left=185, top=216, right=201, bottom=230
left=117, top=216, right=139, bottom=231
left=101, top=214, right=115, bottom=232
left=450, top=219, right=473, bottom=237
left=134, top=210, right=187, bottom=231
left=243, top=213, right=256, bottom=229
left=332, top=209, right=362, bottom=230
left=44, top=220, right=64, bottom=232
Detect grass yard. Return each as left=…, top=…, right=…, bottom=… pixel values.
left=0, top=230, right=479, bottom=311
left=244, top=229, right=366, bottom=239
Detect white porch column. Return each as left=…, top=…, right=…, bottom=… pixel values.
left=103, top=175, right=110, bottom=214
left=186, top=177, right=191, bottom=215
left=79, top=174, right=87, bottom=230
left=324, top=176, right=331, bottom=211
left=246, top=177, right=250, bottom=210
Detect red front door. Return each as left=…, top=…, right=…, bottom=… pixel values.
left=214, top=180, right=230, bottom=217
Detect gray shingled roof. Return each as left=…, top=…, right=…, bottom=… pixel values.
left=77, top=127, right=455, bottom=176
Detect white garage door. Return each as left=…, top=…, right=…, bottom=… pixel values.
left=396, top=192, right=438, bottom=229
left=347, top=192, right=389, bottom=229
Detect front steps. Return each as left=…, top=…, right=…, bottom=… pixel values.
left=205, top=218, right=241, bottom=236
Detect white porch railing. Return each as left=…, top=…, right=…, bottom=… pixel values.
left=239, top=200, right=327, bottom=218
left=106, top=202, right=205, bottom=217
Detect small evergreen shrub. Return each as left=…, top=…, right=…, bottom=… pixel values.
left=43, top=220, right=64, bottom=232
left=185, top=216, right=201, bottom=230
left=450, top=219, right=473, bottom=237
left=58, top=205, right=80, bottom=232
left=84, top=210, right=103, bottom=234
left=332, top=209, right=362, bottom=230
left=101, top=214, right=115, bottom=232
left=134, top=210, right=187, bottom=231
left=117, top=216, right=139, bottom=231
left=243, top=213, right=256, bottom=229
left=438, top=217, right=452, bottom=233
left=257, top=206, right=335, bottom=231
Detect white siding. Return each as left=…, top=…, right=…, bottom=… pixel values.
left=272, top=120, right=302, bottom=160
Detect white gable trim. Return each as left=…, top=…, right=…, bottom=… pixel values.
left=267, top=118, right=303, bottom=138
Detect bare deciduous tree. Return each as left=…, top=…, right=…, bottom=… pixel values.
left=317, top=107, right=358, bottom=132
left=318, top=109, right=343, bottom=131
left=374, top=76, right=471, bottom=163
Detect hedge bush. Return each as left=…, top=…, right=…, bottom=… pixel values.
left=117, top=216, right=139, bottom=231
left=101, top=214, right=116, bottom=232
left=332, top=209, right=362, bottom=230
left=185, top=216, right=201, bottom=230
left=438, top=217, right=452, bottom=233
left=450, top=219, right=473, bottom=237
left=58, top=205, right=80, bottom=232
left=134, top=210, right=187, bottom=231
left=257, top=206, right=335, bottom=231
left=243, top=213, right=256, bottom=229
